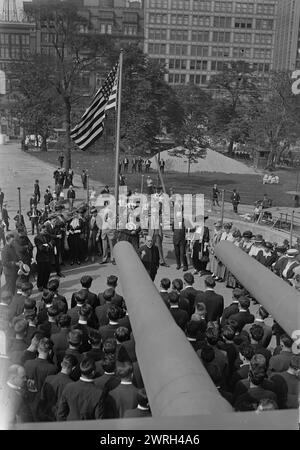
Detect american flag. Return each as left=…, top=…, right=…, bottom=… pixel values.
left=70, top=61, right=119, bottom=151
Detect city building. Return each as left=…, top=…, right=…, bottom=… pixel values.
left=0, top=1, right=34, bottom=137
left=144, top=0, right=278, bottom=86
left=273, top=0, right=300, bottom=71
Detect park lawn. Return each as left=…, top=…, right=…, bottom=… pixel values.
left=30, top=149, right=299, bottom=207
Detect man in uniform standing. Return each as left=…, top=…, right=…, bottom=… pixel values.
left=1, top=233, right=22, bottom=294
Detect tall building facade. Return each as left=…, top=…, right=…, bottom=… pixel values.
left=144, top=0, right=277, bottom=86
left=273, top=0, right=300, bottom=71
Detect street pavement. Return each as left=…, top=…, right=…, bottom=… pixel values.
left=0, top=140, right=276, bottom=348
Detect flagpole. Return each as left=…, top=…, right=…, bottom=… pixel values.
left=114, top=49, right=123, bottom=230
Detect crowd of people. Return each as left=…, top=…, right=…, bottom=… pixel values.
left=0, top=173, right=299, bottom=426
left=0, top=265, right=299, bottom=424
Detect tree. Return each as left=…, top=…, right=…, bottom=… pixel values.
left=9, top=56, right=63, bottom=151
left=116, top=45, right=183, bottom=155
left=24, top=0, right=114, bottom=169
left=172, top=84, right=211, bottom=174
left=247, top=71, right=300, bottom=167
left=208, top=61, right=261, bottom=155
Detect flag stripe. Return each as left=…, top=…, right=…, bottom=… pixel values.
left=71, top=61, right=118, bottom=151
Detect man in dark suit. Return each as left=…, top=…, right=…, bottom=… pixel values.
left=71, top=275, right=99, bottom=310
left=55, top=329, right=83, bottom=381
left=99, top=305, right=121, bottom=342
left=48, top=279, right=68, bottom=313
left=194, top=276, right=224, bottom=324
left=115, top=327, right=137, bottom=363
left=51, top=314, right=71, bottom=363
left=95, top=288, right=115, bottom=326
left=34, top=180, right=41, bottom=203
left=9, top=281, right=33, bottom=322
left=180, top=272, right=199, bottom=317
left=138, top=235, right=160, bottom=281
left=57, top=357, right=106, bottom=421
left=227, top=296, right=254, bottom=333
left=221, top=288, right=244, bottom=328
left=39, top=354, right=76, bottom=421
left=34, top=225, right=53, bottom=291
left=24, top=337, right=58, bottom=421
left=231, top=189, right=240, bottom=214
left=243, top=306, right=272, bottom=348
left=110, top=361, right=139, bottom=418
left=98, top=275, right=124, bottom=308
left=172, top=215, right=188, bottom=271
left=67, top=291, right=87, bottom=326
left=159, top=278, right=171, bottom=308
left=73, top=304, right=94, bottom=353
left=123, top=388, right=151, bottom=418
left=94, top=354, right=120, bottom=391
left=2, top=233, right=21, bottom=294
left=169, top=291, right=189, bottom=331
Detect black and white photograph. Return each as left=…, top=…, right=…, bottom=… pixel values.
left=0, top=0, right=299, bottom=434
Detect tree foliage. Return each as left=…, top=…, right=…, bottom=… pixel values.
left=171, top=84, right=211, bottom=174
left=208, top=61, right=261, bottom=154
left=22, top=0, right=114, bottom=168
left=118, top=45, right=183, bottom=155
left=247, top=71, right=300, bottom=166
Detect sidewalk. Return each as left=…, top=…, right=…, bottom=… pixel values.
left=0, top=141, right=105, bottom=230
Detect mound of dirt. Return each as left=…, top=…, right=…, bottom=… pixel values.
left=151, top=148, right=258, bottom=175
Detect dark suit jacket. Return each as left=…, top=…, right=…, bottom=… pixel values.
left=180, top=286, right=199, bottom=316
left=160, top=291, right=170, bottom=308
left=99, top=322, right=120, bottom=342
left=98, top=291, right=124, bottom=308
left=228, top=311, right=255, bottom=333
left=51, top=328, right=69, bottom=360
left=94, top=373, right=120, bottom=391
left=194, top=290, right=224, bottom=323
left=24, top=357, right=58, bottom=392
left=70, top=289, right=99, bottom=310
left=116, top=339, right=137, bottom=363
left=40, top=372, right=74, bottom=421
left=169, top=306, right=189, bottom=330
left=117, top=314, right=131, bottom=333
left=9, top=293, right=26, bottom=321
left=95, top=303, right=110, bottom=326
left=57, top=379, right=105, bottom=421
left=139, top=244, right=159, bottom=273
left=221, top=302, right=239, bottom=328
left=110, top=383, right=139, bottom=418
left=1, top=243, right=18, bottom=276
left=124, top=407, right=151, bottom=418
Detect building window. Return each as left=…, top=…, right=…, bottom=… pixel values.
left=190, top=59, right=208, bottom=70
left=170, top=29, right=189, bottom=41
left=253, top=48, right=272, bottom=59
left=257, top=4, right=275, bottom=15
left=214, top=1, right=232, bottom=13
left=148, top=43, right=166, bottom=54
left=234, top=33, right=252, bottom=43
left=233, top=47, right=251, bottom=58
left=211, top=46, right=230, bottom=57
left=211, top=61, right=229, bottom=71
left=234, top=18, right=253, bottom=29
left=191, top=45, right=209, bottom=56
left=124, top=25, right=137, bottom=35
left=254, top=33, right=273, bottom=45
left=235, top=2, right=254, bottom=14
left=171, top=0, right=190, bottom=10
left=150, top=0, right=169, bottom=8
left=192, top=30, right=210, bottom=42
left=193, top=0, right=211, bottom=11
left=169, top=44, right=188, bottom=56
left=192, top=15, right=210, bottom=27
left=213, top=17, right=232, bottom=28
left=149, top=29, right=167, bottom=40
left=256, top=19, right=274, bottom=30
left=212, top=31, right=231, bottom=42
